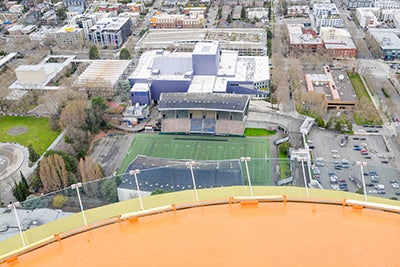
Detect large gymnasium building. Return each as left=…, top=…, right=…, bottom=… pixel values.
left=128, top=41, right=269, bottom=136
left=128, top=41, right=269, bottom=105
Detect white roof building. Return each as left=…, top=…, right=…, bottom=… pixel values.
left=320, top=27, right=352, bottom=39
left=355, top=8, right=380, bottom=28
left=129, top=41, right=270, bottom=103
left=247, top=8, right=269, bottom=20
left=9, top=55, right=75, bottom=90
left=313, top=3, right=343, bottom=28
left=373, top=0, right=400, bottom=9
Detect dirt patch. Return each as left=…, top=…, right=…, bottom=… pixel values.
left=7, top=126, right=28, bottom=136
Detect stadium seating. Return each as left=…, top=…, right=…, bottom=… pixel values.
left=190, top=118, right=203, bottom=133
left=203, top=119, right=216, bottom=134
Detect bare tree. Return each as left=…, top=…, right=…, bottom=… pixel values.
left=59, top=98, right=91, bottom=153
left=354, top=96, right=381, bottom=124
left=39, top=154, right=69, bottom=193
left=59, top=99, right=88, bottom=130
left=79, top=157, right=104, bottom=197
left=364, top=32, right=381, bottom=57
left=300, top=91, right=326, bottom=116
left=39, top=89, right=86, bottom=116
left=288, top=58, right=302, bottom=88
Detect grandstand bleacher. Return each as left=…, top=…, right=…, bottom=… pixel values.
left=159, top=93, right=250, bottom=136
left=190, top=118, right=204, bottom=133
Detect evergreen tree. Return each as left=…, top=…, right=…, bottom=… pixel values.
left=28, top=144, right=40, bottom=162
left=20, top=171, right=28, bottom=188
left=119, top=48, right=131, bottom=60
left=227, top=14, right=232, bottom=24
left=89, top=46, right=100, bottom=59
left=12, top=179, right=29, bottom=202
left=268, top=5, right=271, bottom=21
left=241, top=7, right=246, bottom=20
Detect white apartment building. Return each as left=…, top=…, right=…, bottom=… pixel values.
left=374, top=0, right=400, bottom=9
left=313, top=3, right=343, bottom=28
left=151, top=12, right=205, bottom=28
left=247, top=8, right=269, bottom=19
left=356, top=8, right=380, bottom=28
left=381, top=9, right=398, bottom=21
left=287, top=6, right=310, bottom=16
left=394, top=13, right=400, bottom=28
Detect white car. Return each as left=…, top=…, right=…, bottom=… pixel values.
left=375, top=184, right=385, bottom=190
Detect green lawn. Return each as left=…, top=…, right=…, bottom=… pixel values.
left=0, top=116, right=59, bottom=155
left=119, top=134, right=271, bottom=185
left=347, top=72, right=370, bottom=100
left=279, top=150, right=290, bottom=179
left=245, top=128, right=276, bottom=136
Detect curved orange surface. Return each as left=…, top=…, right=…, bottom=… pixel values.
left=3, top=202, right=400, bottom=266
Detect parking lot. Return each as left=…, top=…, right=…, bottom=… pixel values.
left=307, top=128, right=400, bottom=199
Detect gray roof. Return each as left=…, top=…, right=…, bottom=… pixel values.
left=119, top=156, right=243, bottom=192
left=152, top=56, right=192, bottom=75
left=158, top=93, right=250, bottom=112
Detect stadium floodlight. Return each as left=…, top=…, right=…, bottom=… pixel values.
left=240, top=157, right=253, bottom=196
left=129, top=169, right=144, bottom=210
left=71, top=183, right=88, bottom=226
left=297, top=157, right=309, bottom=198
left=7, top=201, right=26, bottom=247
left=356, top=161, right=368, bottom=202
left=185, top=161, right=199, bottom=202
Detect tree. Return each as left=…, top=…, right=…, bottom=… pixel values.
left=59, top=99, right=90, bottom=154
left=45, top=150, right=77, bottom=174
left=12, top=171, right=30, bottom=201
left=101, top=177, right=121, bottom=203
left=115, top=81, right=131, bottom=101
left=56, top=8, right=67, bottom=20
left=300, top=91, right=327, bottom=117
left=89, top=46, right=99, bottom=60
left=28, top=144, right=40, bottom=162
left=119, top=48, right=131, bottom=60
left=22, top=195, right=43, bottom=210
left=39, top=154, right=70, bottom=193
left=59, top=99, right=88, bottom=130
left=20, top=171, right=28, bottom=188
left=79, top=157, right=104, bottom=197
left=354, top=96, right=381, bottom=125
left=268, top=4, right=272, bottom=21
left=241, top=7, right=246, bottom=20
left=52, top=194, right=68, bottom=208
left=86, top=97, right=108, bottom=133
left=227, top=14, right=232, bottom=24
left=288, top=58, right=303, bottom=101
left=13, top=180, right=29, bottom=202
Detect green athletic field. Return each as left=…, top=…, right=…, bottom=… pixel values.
left=119, top=134, right=271, bottom=185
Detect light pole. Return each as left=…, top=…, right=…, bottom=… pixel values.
left=129, top=169, right=144, bottom=210
left=71, top=183, right=87, bottom=226
left=356, top=161, right=368, bottom=202
left=298, top=157, right=309, bottom=198
left=185, top=161, right=199, bottom=202
left=240, top=157, right=253, bottom=196
left=8, top=202, right=26, bottom=247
